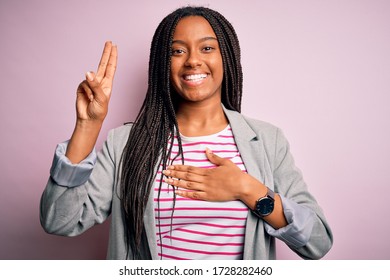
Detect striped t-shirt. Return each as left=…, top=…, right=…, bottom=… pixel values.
left=154, top=125, right=248, bottom=260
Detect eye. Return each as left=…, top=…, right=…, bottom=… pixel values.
left=202, top=46, right=215, bottom=52
left=171, top=49, right=185, bottom=56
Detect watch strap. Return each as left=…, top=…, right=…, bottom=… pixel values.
left=265, top=187, right=275, bottom=200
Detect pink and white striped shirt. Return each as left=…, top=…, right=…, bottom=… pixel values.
left=154, top=125, right=248, bottom=260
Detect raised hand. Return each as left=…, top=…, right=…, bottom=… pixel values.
left=66, top=41, right=118, bottom=163
left=76, top=41, right=118, bottom=122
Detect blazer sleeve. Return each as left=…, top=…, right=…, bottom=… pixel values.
left=271, top=128, right=333, bottom=259
left=39, top=128, right=118, bottom=236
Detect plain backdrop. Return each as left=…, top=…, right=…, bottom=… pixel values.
left=0, top=0, right=389, bottom=260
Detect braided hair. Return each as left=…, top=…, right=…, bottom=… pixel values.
left=120, top=6, right=243, bottom=259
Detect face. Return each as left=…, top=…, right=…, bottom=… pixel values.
left=170, top=16, right=223, bottom=104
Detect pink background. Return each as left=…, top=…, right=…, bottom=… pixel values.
left=0, top=0, right=389, bottom=260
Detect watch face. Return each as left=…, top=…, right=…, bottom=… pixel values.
left=256, top=198, right=274, bottom=216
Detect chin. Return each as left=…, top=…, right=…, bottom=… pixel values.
left=181, top=93, right=212, bottom=103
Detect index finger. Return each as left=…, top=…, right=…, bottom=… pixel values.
left=95, top=41, right=113, bottom=81
left=166, top=165, right=208, bottom=175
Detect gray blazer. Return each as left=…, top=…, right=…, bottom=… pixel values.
left=40, top=107, right=333, bottom=259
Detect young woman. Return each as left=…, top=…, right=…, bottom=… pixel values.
left=40, top=6, right=333, bottom=260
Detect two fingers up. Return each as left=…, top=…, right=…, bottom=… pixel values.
left=76, top=41, right=118, bottom=121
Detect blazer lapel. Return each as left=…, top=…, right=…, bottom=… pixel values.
left=223, top=106, right=268, bottom=259
left=223, top=106, right=265, bottom=183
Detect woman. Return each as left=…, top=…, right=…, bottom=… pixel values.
left=40, top=6, right=333, bottom=260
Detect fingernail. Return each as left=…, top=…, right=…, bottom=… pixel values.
left=206, top=147, right=213, bottom=154
left=162, top=170, right=170, bottom=175
left=86, top=71, right=94, bottom=81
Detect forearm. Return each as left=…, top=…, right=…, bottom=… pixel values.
left=41, top=126, right=121, bottom=236
left=66, top=119, right=103, bottom=163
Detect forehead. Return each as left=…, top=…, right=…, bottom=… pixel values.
left=173, top=16, right=217, bottom=40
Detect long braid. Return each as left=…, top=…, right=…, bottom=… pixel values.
left=120, top=6, right=243, bottom=259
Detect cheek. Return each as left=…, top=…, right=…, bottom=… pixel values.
left=170, top=60, right=181, bottom=79
left=170, top=65, right=179, bottom=87
left=211, top=56, right=224, bottom=79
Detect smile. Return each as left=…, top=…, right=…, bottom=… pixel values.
left=183, top=73, right=208, bottom=82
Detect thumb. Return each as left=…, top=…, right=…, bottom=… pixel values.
left=85, top=71, right=107, bottom=102
left=205, top=148, right=226, bottom=166
left=86, top=71, right=95, bottom=82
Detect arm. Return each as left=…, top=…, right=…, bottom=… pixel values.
left=40, top=41, right=119, bottom=235
left=268, top=128, right=333, bottom=259
left=40, top=129, right=117, bottom=236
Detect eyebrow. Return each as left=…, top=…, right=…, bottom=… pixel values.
left=172, top=37, right=218, bottom=45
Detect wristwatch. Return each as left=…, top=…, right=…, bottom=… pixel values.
left=252, top=187, right=275, bottom=218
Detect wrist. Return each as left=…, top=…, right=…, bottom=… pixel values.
left=66, top=120, right=103, bottom=164
left=75, top=119, right=104, bottom=130
left=238, top=174, right=267, bottom=209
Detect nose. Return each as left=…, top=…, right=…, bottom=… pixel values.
left=184, top=50, right=202, bottom=68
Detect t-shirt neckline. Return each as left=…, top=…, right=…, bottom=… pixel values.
left=179, top=124, right=231, bottom=142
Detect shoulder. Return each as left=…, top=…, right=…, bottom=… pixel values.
left=225, top=109, right=290, bottom=164
left=227, top=110, right=293, bottom=171
left=241, top=114, right=285, bottom=151
left=242, top=114, right=280, bottom=136
left=107, top=123, right=133, bottom=141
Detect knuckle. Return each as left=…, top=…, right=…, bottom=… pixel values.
left=204, top=169, right=212, bottom=176
left=191, top=192, right=199, bottom=199
left=187, top=166, right=195, bottom=172
left=80, top=80, right=89, bottom=88
left=79, top=82, right=91, bottom=93
left=184, top=172, right=191, bottom=180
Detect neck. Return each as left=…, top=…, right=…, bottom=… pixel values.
left=175, top=101, right=228, bottom=137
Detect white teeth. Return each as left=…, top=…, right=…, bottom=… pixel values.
left=184, top=74, right=207, bottom=81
